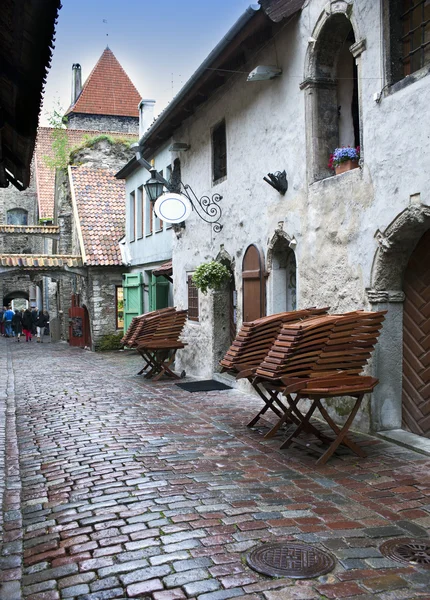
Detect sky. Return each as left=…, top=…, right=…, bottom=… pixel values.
left=41, top=0, right=254, bottom=125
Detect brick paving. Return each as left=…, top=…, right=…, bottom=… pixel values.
left=0, top=338, right=430, bottom=599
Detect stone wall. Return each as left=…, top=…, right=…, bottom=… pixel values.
left=67, top=113, right=139, bottom=135
left=166, top=0, right=430, bottom=434
left=0, top=163, right=38, bottom=229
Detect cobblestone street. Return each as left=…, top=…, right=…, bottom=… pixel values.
left=1, top=339, right=430, bottom=600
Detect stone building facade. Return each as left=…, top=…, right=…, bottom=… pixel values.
left=129, top=0, right=430, bottom=444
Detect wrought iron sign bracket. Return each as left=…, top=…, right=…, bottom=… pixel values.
left=263, top=170, right=288, bottom=195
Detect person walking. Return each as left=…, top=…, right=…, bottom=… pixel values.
left=22, top=308, right=33, bottom=342
left=31, top=308, right=38, bottom=336
left=12, top=310, right=23, bottom=342
left=0, top=306, right=5, bottom=336
left=36, top=310, right=49, bottom=343
left=3, top=306, right=14, bottom=337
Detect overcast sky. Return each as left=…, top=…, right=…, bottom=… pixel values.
left=40, top=0, right=253, bottom=125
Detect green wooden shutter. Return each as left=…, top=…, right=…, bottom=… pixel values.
left=149, top=274, right=169, bottom=312
left=123, top=273, right=143, bottom=333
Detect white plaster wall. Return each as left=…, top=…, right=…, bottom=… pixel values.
left=124, top=143, right=173, bottom=267
left=155, top=0, right=429, bottom=431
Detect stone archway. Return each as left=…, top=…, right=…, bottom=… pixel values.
left=302, top=1, right=366, bottom=182
left=267, top=229, right=297, bottom=314
left=368, top=205, right=430, bottom=433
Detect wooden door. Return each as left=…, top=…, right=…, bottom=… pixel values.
left=149, top=274, right=169, bottom=312
left=402, top=229, right=430, bottom=437
left=68, top=304, right=91, bottom=348
left=242, top=244, right=266, bottom=322
left=123, top=273, right=143, bottom=333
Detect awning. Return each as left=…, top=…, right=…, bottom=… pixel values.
left=153, top=260, right=173, bottom=282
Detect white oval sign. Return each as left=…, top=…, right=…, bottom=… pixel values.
left=154, top=193, right=192, bottom=224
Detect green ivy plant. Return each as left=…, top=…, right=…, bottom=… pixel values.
left=192, top=261, right=231, bottom=294
left=43, top=101, right=69, bottom=170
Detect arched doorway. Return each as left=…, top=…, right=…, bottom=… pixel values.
left=242, top=244, right=266, bottom=322
left=267, top=232, right=297, bottom=314
left=3, top=290, right=29, bottom=310
left=402, top=229, right=430, bottom=437
left=369, top=205, right=430, bottom=434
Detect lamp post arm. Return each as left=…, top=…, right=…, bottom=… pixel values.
left=135, top=152, right=172, bottom=190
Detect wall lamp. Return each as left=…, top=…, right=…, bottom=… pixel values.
left=263, top=170, right=288, bottom=195
left=138, top=152, right=223, bottom=233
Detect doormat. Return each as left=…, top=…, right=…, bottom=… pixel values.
left=175, top=380, right=232, bottom=392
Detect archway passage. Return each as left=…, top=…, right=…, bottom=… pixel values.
left=270, top=236, right=297, bottom=314
left=3, top=290, right=29, bottom=306
left=402, top=229, right=430, bottom=437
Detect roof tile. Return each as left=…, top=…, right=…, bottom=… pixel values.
left=66, top=48, right=141, bottom=118
left=69, top=166, right=125, bottom=267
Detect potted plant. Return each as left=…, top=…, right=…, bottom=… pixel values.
left=328, top=146, right=360, bottom=175
left=192, top=261, right=231, bottom=294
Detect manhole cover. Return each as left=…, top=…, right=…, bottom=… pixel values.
left=380, top=538, right=430, bottom=567
left=246, top=542, right=336, bottom=579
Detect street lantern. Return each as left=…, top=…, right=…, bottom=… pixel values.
left=144, top=167, right=164, bottom=203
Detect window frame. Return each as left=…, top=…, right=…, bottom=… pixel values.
left=137, top=186, right=144, bottom=239
left=129, top=191, right=136, bottom=242
left=7, top=208, right=28, bottom=225
left=115, top=285, right=124, bottom=330
left=187, top=274, right=199, bottom=322
left=212, top=119, right=227, bottom=184
left=145, top=188, right=153, bottom=236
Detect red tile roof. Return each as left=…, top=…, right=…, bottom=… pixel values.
left=0, top=254, right=82, bottom=268
left=66, top=48, right=141, bottom=118
left=0, top=225, right=59, bottom=235
left=34, top=127, right=135, bottom=220
left=69, top=166, right=125, bottom=266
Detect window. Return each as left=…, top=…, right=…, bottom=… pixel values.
left=401, top=0, right=430, bottom=77
left=212, top=120, right=227, bottom=183
left=7, top=208, right=28, bottom=225
left=129, top=191, right=136, bottom=242
left=187, top=275, right=199, bottom=321
left=154, top=170, right=163, bottom=232
left=116, top=286, right=124, bottom=329
left=165, top=165, right=173, bottom=229
left=137, top=186, right=143, bottom=239
left=145, top=188, right=153, bottom=235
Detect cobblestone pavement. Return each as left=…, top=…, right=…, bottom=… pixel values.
left=1, top=338, right=430, bottom=600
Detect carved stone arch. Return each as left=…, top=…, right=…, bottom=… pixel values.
left=266, top=228, right=297, bottom=314
left=304, top=1, right=363, bottom=81
left=368, top=204, right=430, bottom=437
left=266, top=229, right=293, bottom=272
left=302, top=1, right=365, bottom=182
left=370, top=205, right=430, bottom=292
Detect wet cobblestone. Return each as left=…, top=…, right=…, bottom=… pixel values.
left=0, top=339, right=430, bottom=598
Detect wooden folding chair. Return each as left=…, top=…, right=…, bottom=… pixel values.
left=135, top=309, right=188, bottom=381
left=219, top=308, right=329, bottom=430
left=254, top=311, right=386, bottom=463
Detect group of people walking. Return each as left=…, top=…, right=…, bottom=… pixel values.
left=1, top=306, right=49, bottom=342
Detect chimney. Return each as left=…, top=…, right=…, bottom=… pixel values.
left=139, top=99, right=156, bottom=137
left=71, top=64, right=82, bottom=105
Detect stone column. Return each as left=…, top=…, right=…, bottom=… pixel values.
left=367, top=289, right=405, bottom=432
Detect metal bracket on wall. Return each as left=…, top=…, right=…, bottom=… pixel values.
left=263, top=170, right=288, bottom=195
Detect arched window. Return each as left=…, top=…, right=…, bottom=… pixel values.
left=7, top=208, right=28, bottom=225
left=303, top=11, right=363, bottom=181
left=242, top=244, right=266, bottom=322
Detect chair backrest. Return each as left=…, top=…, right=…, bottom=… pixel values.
left=255, top=310, right=386, bottom=381
left=135, top=309, right=188, bottom=349
left=122, top=307, right=176, bottom=347
left=220, top=307, right=329, bottom=373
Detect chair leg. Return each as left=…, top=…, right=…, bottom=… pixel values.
left=246, top=384, right=283, bottom=427
left=315, top=394, right=366, bottom=465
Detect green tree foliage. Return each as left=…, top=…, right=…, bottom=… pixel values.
left=43, top=102, right=69, bottom=170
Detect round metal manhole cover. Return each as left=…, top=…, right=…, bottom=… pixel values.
left=380, top=538, right=430, bottom=567
left=246, top=542, right=336, bottom=579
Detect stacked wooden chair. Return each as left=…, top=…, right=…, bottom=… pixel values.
left=220, top=308, right=329, bottom=428
left=121, top=307, right=188, bottom=381
left=251, top=310, right=386, bottom=464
